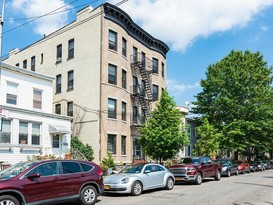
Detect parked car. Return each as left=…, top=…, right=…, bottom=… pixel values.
left=249, top=161, right=258, bottom=172
left=214, top=159, right=238, bottom=177
left=103, top=163, right=174, bottom=196
left=236, top=160, right=250, bottom=174
left=270, top=160, right=273, bottom=167
left=262, top=160, right=272, bottom=170
left=0, top=160, right=104, bottom=205
left=255, top=160, right=265, bottom=171
left=169, top=156, right=222, bottom=185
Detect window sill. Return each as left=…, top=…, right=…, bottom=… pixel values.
left=67, top=88, right=74, bottom=92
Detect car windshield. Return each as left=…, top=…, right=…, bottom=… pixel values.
left=215, top=160, right=228, bottom=166
left=178, top=157, right=200, bottom=164
left=119, top=164, right=144, bottom=174
left=0, top=161, right=37, bottom=180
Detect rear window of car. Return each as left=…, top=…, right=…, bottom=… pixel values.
left=61, top=162, right=81, bottom=174
left=80, top=163, right=94, bottom=172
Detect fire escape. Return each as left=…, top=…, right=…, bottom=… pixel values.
left=131, top=52, right=154, bottom=127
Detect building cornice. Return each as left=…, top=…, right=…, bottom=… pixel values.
left=103, top=3, right=169, bottom=58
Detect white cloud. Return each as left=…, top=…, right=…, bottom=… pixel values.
left=110, top=0, right=273, bottom=52
left=167, top=79, right=200, bottom=93
left=8, top=0, right=72, bottom=35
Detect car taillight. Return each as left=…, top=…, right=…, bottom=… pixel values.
left=98, top=167, right=103, bottom=176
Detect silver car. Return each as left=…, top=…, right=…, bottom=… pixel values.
left=103, top=163, right=175, bottom=196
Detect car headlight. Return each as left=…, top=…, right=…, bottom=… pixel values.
left=121, top=177, right=129, bottom=184
left=222, top=167, right=227, bottom=171
left=187, top=167, right=196, bottom=172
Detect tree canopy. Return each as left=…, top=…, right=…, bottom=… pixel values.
left=140, top=90, right=189, bottom=163
left=192, top=50, right=273, bottom=159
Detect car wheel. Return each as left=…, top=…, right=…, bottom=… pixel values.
left=214, top=170, right=221, bottom=181
left=0, top=195, right=20, bottom=205
left=248, top=168, right=251, bottom=174
left=235, top=169, right=239, bottom=176
left=80, top=185, right=97, bottom=205
left=165, top=177, right=174, bottom=190
left=195, top=173, right=202, bottom=185
left=227, top=170, right=231, bottom=177
left=131, top=181, right=142, bottom=196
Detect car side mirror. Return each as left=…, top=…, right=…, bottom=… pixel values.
left=144, top=170, right=151, bottom=174
left=27, top=173, right=40, bottom=179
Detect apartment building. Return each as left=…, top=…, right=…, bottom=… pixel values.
left=4, top=3, right=169, bottom=164
left=0, top=62, right=72, bottom=166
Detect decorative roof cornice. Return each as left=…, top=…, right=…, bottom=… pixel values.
left=103, top=3, right=169, bottom=58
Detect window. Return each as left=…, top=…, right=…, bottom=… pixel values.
left=152, top=84, right=159, bottom=101
left=109, top=30, right=117, bottom=51
left=67, top=70, right=74, bottom=91
left=133, top=76, right=138, bottom=94
left=15, top=63, right=19, bottom=67
left=56, top=75, right=62, bottom=93
left=53, top=134, right=59, bottom=148
left=23, top=59, right=27, bottom=69
left=56, top=44, right=62, bottom=62
left=152, top=58, right=158, bottom=73
left=162, top=62, right=165, bottom=78
left=133, top=106, right=138, bottom=124
left=122, top=37, right=127, bottom=57
left=33, top=89, right=42, bottom=109
left=132, top=47, right=138, bottom=63
left=68, top=39, right=74, bottom=59
left=122, top=101, right=126, bottom=121
left=122, top=69, right=126, bottom=89
left=19, top=121, right=28, bottom=144
left=108, top=98, right=116, bottom=119
left=40, top=53, right=44, bottom=64
left=55, top=104, right=61, bottom=114
left=32, top=123, right=40, bottom=145
left=61, top=162, right=81, bottom=174
left=6, top=82, right=18, bottom=105
left=0, top=119, right=11, bottom=143
left=108, top=134, right=116, bottom=154
left=28, top=162, right=57, bottom=177
left=121, top=135, right=126, bottom=155
left=67, top=101, right=73, bottom=117
left=141, top=52, right=146, bottom=65
left=108, top=64, right=117, bottom=85
left=31, top=56, right=35, bottom=71
left=141, top=80, right=146, bottom=96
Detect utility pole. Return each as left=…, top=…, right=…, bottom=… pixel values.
left=0, top=0, right=5, bottom=63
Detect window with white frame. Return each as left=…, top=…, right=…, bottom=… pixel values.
left=56, top=44, right=62, bottom=62
left=67, top=70, right=74, bottom=91
left=32, top=123, right=41, bottom=145
left=67, top=101, right=73, bottom=117
left=56, top=74, right=62, bottom=93
left=33, top=89, right=42, bottom=109
left=152, top=58, right=158, bottom=74
left=19, top=121, right=28, bottom=144
left=108, top=64, right=117, bottom=85
left=108, top=98, right=116, bottom=119
left=68, top=39, right=74, bottom=59
left=6, top=81, right=18, bottom=105
left=109, top=30, right=117, bottom=51
left=0, top=119, right=11, bottom=143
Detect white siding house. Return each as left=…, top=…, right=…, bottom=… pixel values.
left=0, top=63, right=72, bottom=166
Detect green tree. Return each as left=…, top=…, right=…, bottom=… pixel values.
left=71, top=136, right=94, bottom=161
left=194, top=118, right=221, bottom=157
left=140, top=90, right=189, bottom=164
left=193, top=50, right=273, bottom=159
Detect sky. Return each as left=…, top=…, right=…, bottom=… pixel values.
left=2, top=0, right=273, bottom=107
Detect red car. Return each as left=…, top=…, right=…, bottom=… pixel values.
left=236, top=160, right=250, bottom=174
left=0, top=160, right=104, bottom=205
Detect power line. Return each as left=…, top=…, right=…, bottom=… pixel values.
left=3, top=0, right=79, bottom=35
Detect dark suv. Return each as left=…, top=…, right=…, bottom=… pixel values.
left=214, top=159, right=238, bottom=177
left=0, top=160, right=104, bottom=205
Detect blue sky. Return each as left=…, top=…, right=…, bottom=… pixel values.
left=2, top=0, right=273, bottom=107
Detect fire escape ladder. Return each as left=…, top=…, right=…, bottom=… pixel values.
left=139, top=65, right=153, bottom=101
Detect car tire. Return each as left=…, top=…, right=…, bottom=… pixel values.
left=235, top=169, right=239, bottom=176
left=227, top=170, right=231, bottom=177
left=0, top=195, right=20, bottom=205
left=80, top=185, right=97, bottom=205
left=195, top=173, right=202, bottom=185
left=214, top=170, right=221, bottom=181
left=131, top=181, right=142, bottom=196
left=165, top=177, right=174, bottom=190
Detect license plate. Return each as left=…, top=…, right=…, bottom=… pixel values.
left=104, top=185, right=110, bottom=190
left=175, top=177, right=182, bottom=181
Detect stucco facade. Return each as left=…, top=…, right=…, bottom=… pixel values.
left=4, top=3, right=169, bottom=164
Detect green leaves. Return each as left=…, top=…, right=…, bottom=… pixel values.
left=140, top=90, right=189, bottom=163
